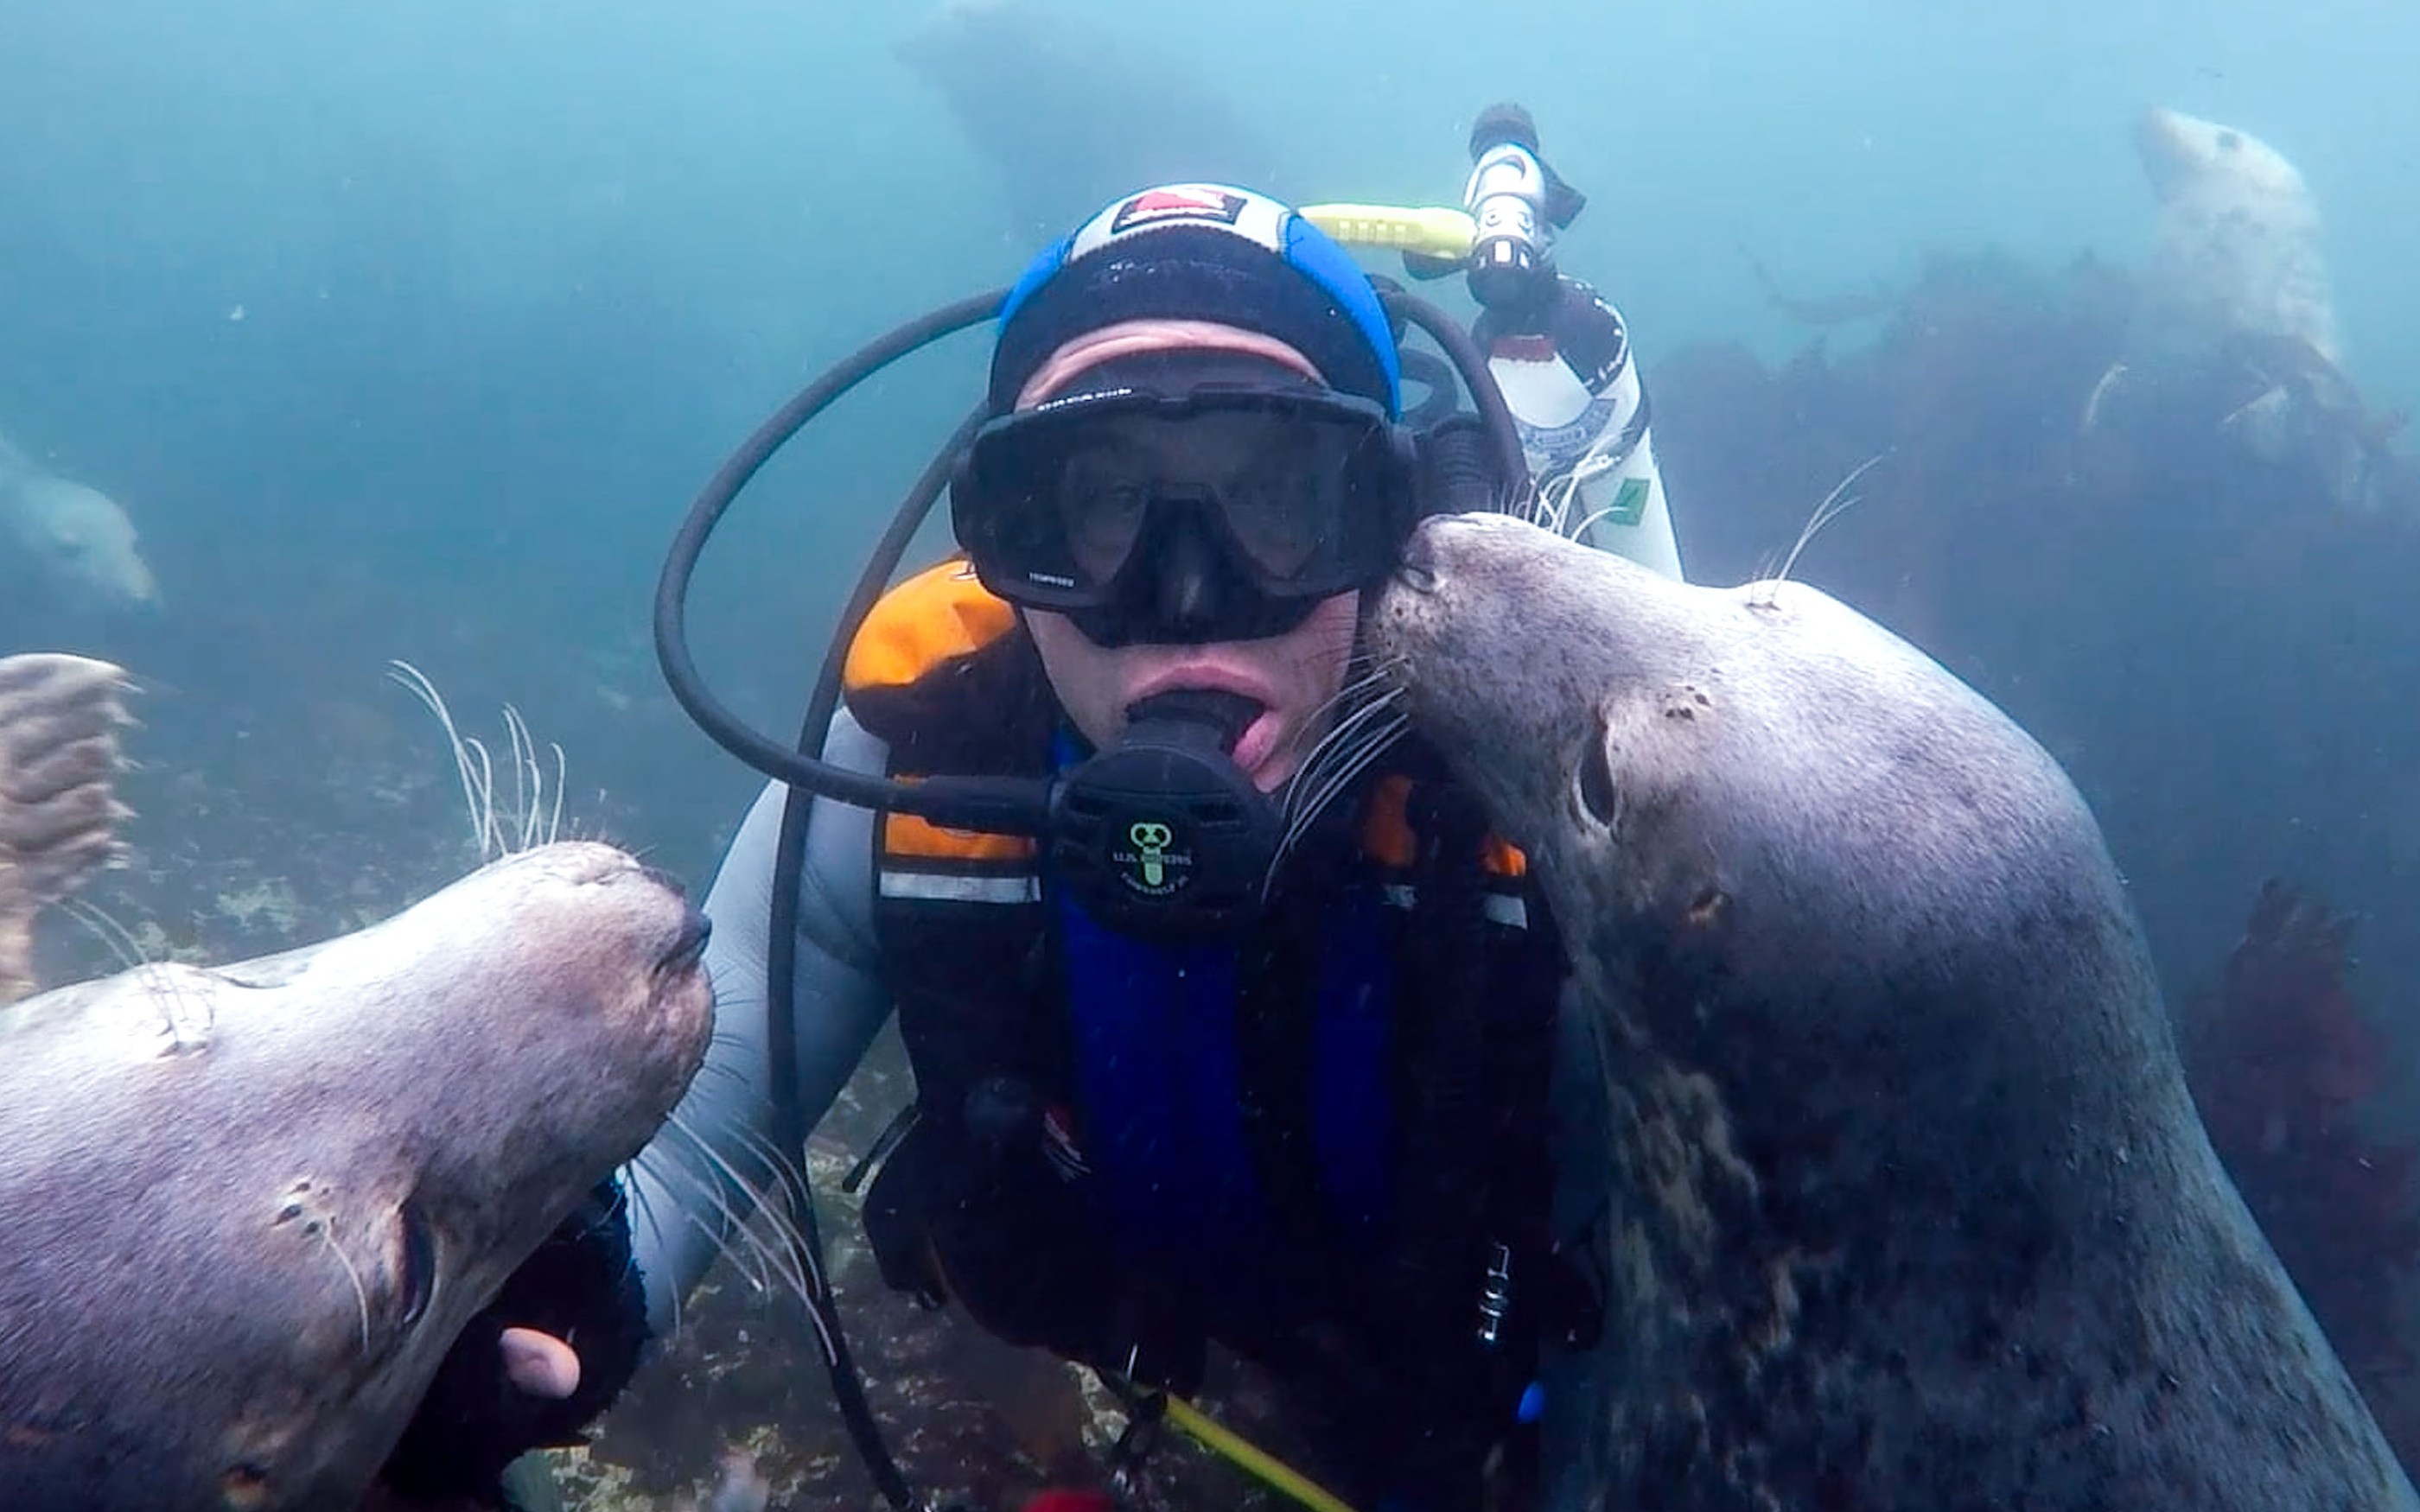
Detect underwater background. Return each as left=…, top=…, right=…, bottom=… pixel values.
left=3, top=0, right=2417, bottom=1504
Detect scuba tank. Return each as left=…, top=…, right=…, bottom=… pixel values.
left=1308, top=105, right=1686, bottom=581
left=1462, top=104, right=1684, bottom=581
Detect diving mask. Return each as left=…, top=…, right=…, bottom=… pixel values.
left=952, top=383, right=1419, bottom=646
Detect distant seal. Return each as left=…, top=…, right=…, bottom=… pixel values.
left=2083, top=110, right=2404, bottom=514
left=0, top=840, right=714, bottom=1511
left=0, top=432, right=160, bottom=612
left=2133, top=106, right=2339, bottom=363
left=896, top=0, right=1282, bottom=238
left=1370, top=512, right=2417, bottom=1509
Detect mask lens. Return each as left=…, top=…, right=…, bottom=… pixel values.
left=1056, top=459, right=1156, bottom=585
left=1218, top=425, right=1360, bottom=582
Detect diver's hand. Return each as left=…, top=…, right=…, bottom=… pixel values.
left=499, top=1326, right=581, bottom=1399
left=379, top=1179, right=650, bottom=1502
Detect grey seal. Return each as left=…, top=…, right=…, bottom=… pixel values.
left=896, top=0, right=1283, bottom=238
left=2134, top=106, right=2338, bottom=365
left=1370, top=511, right=2416, bottom=1509
left=0, top=434, right=160, bottom=612
left=0, top=839, right=715, bottom=1511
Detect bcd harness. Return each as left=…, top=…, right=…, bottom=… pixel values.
left=842, top=558, right=1592, bottom=1505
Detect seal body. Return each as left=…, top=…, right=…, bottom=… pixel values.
left=2088, top=111, right=2400, bottom=515
left=895, top=0, right=1280, bottom=238
left=2135, top=106, right=2338, bottom=363
left=1370, top=513, right=2417, bottom=1509
left=0, top=841, right=714, bottom=1511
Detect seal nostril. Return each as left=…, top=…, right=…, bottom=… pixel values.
left=1395, top=521, right=1442, bottom=593
left=659, top=906, right=711, bottom=974
left=220, top=1463, right=272, bottom=1508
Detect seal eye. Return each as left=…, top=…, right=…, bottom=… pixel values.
left=396, top=1198, right=436, bottom=1331
left=1578, top=714, right=1621, bottom=827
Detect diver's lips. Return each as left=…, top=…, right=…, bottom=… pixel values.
left=1126, top=667, right=1281, bottom=778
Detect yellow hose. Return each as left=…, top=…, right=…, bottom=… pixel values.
left=1105, top=1375, right=1365, bottom=1512
left=1297, top=203, right=1477, bottom=261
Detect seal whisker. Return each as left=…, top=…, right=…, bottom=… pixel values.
left=621, top=1171, right=687, bottom=1333
left=134, top=961, right=214, bottom=1050
left=544, top=748, right=566, bottom=848
left=1275, top=706, right=1392, bottom=853
left=56, top=895, right=154, bottom=973
left=1523, top=421, right=1635, bottom=539
left=1529, top=455, right=1583, bottom=536
left=1269, top=697, right=1408, bottom=886
left=1255, top=655, right=1408, bottom=883
left=463, top=737, right=500, bottom=854
left=1299, top=651, right=1400, bottom=726
left=1290, top=689, right=1398, bottom=772
left=1287, top=695, right=1403, bottom=820
left=390, top=661, right=585, bottom=860
left=1282, top=676, right=1405, bottom=810
left=502, top=706, right=538, bottom=853
left=386, top=660, right=493, bottom=858
left=1300, top=707, right=1407, bottom=835
left=1288, top=647, right=1402, bottom=748
left=590, top=1173, right=653, bottom=1301
left=1281, top=677, right=1404, bottom=806
left=678, top=1101, right=824, bottom=1213
left=1754, top=450, right=1889, bottom=607
left=495, top=704, right=570, bottom=854
left=632, top=1139, right=799, bottom=1302
left=312, top=1221, right=376, bottom=1356
left=642, top=1111, right=821, bottom=1309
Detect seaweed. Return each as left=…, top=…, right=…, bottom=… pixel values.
left=2184, top=880, right=2420, bottom=1464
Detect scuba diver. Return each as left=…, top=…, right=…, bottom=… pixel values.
left=375, top=104, right=1684, bottom=1512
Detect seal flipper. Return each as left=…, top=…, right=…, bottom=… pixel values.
left=0, top=653, right=133, bottom=1005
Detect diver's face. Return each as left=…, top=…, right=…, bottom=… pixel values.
left=1008, top=322, right=1372, bottom=791
left=1027, top=591, right=1360, bottom=793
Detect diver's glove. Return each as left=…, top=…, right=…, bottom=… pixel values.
left=377, top=1176, right=653, bottom=1505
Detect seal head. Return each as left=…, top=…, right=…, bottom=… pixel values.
left=0, top=841, right=714, bottom=1511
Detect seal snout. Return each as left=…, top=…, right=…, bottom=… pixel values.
left=658, top=905, right=712, bottom=976
left=1392, top=517, right=1443, bottom=594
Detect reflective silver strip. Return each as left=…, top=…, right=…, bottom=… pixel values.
left=878, top=871, right=1041, bottom=905
left=1382, top=882, right=1526, bottom=929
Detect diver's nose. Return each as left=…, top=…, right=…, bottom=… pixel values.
left=1150, top=513, right=1226, bottom=638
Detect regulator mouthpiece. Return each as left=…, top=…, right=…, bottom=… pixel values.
left=1046, top=689, right=1281, bottom=938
